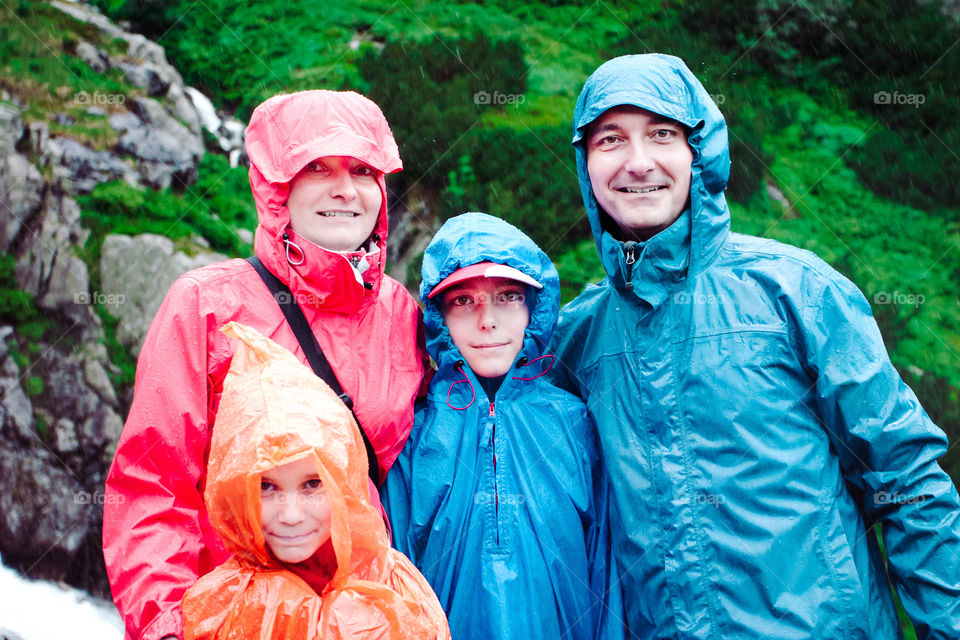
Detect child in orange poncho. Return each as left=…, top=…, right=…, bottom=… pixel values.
left=181, top=321, right=450, bottom=640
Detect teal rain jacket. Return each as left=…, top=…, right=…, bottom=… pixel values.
left=382, top=212, right=623, bottom=640
left=550, top=54, right=960, bottom=639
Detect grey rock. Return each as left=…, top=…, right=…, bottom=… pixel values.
left=75, top=41, right=110, bottom=74
left=46, top=137, right=135, bottom=194
left=0, top=103, right=22, bottom=156
left=83, top=358, right=118, bottom=404
left=26, top=121, right=48, bottom=157
left=115, top=97, right=203, bottom=189
left=0, top=446, right=90, bottom=559
left=127, top=33, right=169, bottom=66
left=0, top=342, right=34, bottom=442
left=167, top=83, right=201, bottom=135
left=108, top=111, right=140, bottom=133
left=52, top=417, right=80, bottom=454
left=0, top=153, right=45, bottom=252
left=118, top=61, right=172, bottom=97
left=100, top=233, right=227, bottom=356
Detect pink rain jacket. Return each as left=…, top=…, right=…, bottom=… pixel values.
left=103, top=91, right=429, bottom=640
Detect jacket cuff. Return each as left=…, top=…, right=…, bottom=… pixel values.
left=139, top=604, right=183, bottom=640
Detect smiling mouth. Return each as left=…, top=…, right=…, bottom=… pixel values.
left=317, top=210, right=360, bottom=217
left=474, top=342, right=508, bottom=349
left=618, top=185, right=666, bottom=194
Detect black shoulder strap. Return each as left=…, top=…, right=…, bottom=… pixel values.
left=246, top=256, right=380, bottom=485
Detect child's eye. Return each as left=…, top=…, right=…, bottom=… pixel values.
left=447, top=294, right=474, bottom=307
left=304, top=478, right=323, bottom=490
left=260, top=480, right=276, bottom=493
left=496, top=291, right=525, bottom=304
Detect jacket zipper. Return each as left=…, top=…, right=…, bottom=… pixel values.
left=623, top=241, right=638, bottom=290
left=490, top=400, right=500, bottom=545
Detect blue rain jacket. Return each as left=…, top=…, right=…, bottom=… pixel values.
left=550, top=54, right=960, bottom=639
left=382, top=212, right=623, bottom=640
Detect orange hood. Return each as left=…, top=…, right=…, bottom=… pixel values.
left=245, top=90, right=403, bottom=313
left=205, top=321, right=391, bottom=585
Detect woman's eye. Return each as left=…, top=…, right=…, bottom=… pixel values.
left=497, top=291, right=525, bottom=304
left=448, top=295, right=473, bottom=307
left=305, top=161, right=327, bottom=173
left=353, top=164, right=377, bottom=177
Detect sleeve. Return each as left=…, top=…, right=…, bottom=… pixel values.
left=103, top=275, right=215, bottom=640
left=804, top=275, right=960, bottom=640
left=581, top=408, right=626, bottom=640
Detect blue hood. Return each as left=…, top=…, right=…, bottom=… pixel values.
left=573, top=54, right=731, bottom=297
left=420, top=212, right=560, bottom=375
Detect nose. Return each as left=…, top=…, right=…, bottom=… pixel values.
left=277, top=493, right=305, bottom=525
left=330, top=165, right=358, bottom=202
left=477, top=299, right=498, bottom=331
left=624, top=140, right=655, bottom=175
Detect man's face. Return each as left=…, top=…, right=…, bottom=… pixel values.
left=585, top=106, right=693, bottom=240
left=440, top=276, right=530, bottom=378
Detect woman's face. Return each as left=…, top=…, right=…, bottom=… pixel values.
left=285, top=156, right=383, bottom=252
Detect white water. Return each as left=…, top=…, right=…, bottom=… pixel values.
left=0, top=557, right=124, bottom=640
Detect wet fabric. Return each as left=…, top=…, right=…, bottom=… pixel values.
left=103, top=90, right=429, bottom=640
left=382, top=212, right=623, bottom=640
left=550, top=53, right=960, bottom=639
left=180, top=322, right=449, bottom=640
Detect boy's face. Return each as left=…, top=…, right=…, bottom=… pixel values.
left=585, top=105, right=693, bottom=240
left=285, top=155, right=382, bottom=252
left=260, top=455, right=331, bottom=564
left=440, top=276, right=530, bottom=378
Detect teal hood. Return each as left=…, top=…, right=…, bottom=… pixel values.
left=420, top=212, right=560, bottom=375
left=572, top=54, right=731, bottom=304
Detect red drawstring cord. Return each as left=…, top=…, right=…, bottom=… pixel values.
left=446, top=360, right=475, bottom=410
left=511, top=354, right=554, bottom=381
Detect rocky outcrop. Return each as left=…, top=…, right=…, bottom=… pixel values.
left=100, top=233, right=227, bottom=357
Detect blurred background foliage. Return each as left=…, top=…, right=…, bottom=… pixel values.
left=17, top=0, right=957, bottom=503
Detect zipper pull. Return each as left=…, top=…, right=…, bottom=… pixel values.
left=489, top=401, right=495, bottom=417
left=623, top=241, right=638, bottom=292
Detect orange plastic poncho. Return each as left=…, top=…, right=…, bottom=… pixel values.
left=181, top=322, right=450, bottom=640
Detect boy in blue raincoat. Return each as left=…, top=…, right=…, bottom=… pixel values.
left=381, top=212, right=623, bottom=640
left=550, top=53, right=960, bottom=639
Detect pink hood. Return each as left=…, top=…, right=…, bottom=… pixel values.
left=245, top=90, right=403, bottom=312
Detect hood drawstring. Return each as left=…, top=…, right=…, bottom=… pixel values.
left=283, top=233, right=305, bottom=266
left=511, top=355, right=554, bottom=381
left=446, top=360, right=476, bottom=411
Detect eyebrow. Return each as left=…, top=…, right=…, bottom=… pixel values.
left=590, top=114, right=683, bottom=135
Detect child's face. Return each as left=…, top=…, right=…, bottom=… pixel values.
left=285, top=155, right=382, bottom=252
left=260, top=456, right=331, bottom=564
left=441, top=276, right=529, bottom=378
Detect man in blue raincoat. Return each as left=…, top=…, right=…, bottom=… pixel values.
left=550, top=53, right=960, bottom=639
left=382, top=212, right=622, bottom=640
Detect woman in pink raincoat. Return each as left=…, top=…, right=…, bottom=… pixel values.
left=103, top=90, right=429, bottom=640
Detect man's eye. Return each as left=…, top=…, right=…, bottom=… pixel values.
left=653, top=129, right=678, bottom=140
